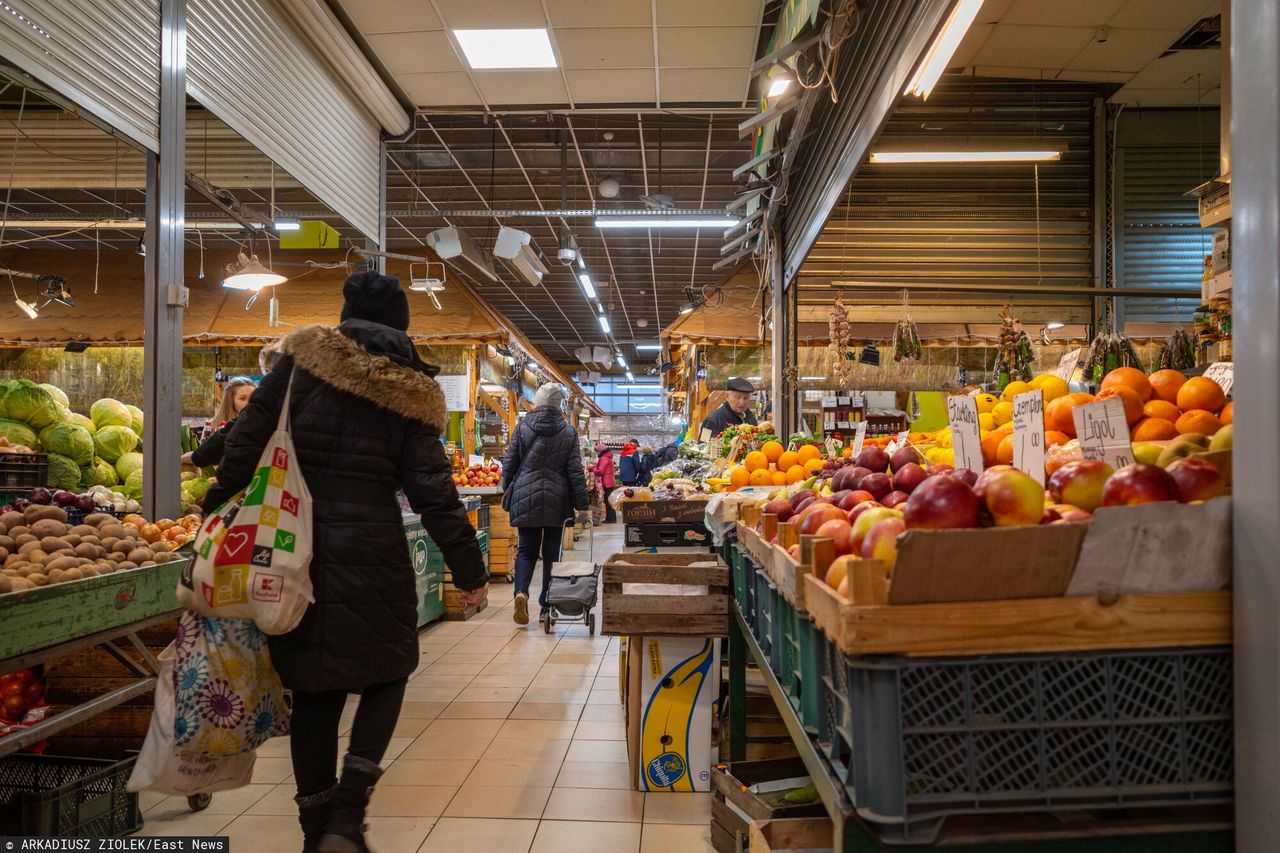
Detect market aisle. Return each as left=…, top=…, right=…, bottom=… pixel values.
left=137, top=524, right=715, bottom=853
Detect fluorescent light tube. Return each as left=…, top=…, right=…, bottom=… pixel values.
left=454, top=28, right=557, bottom=69
left=904, top=0, right=984, bottom=100
left=801, top=376, right=825, bottom=381
left=1045, top=321, right=1065, bottom=330
left=617, top=384, right=660, bottom=391
left=14, top=298, right=37, bottom=319
left=767, top=73, right=792, bottom=98
left=598, top=315, right=611, bottom=334
left=626, top=371, right=635, bottom=381
left=616, top=354, right=627, bottom=368
left=578, top=273, right=596, bottom=299
left=635, top=344, right=662, bottom=351
left=595, top=217, right=738, bottom=229
left=273, top=219, right=301, bottom=231
left=869, top=149, right=1061, bottom=164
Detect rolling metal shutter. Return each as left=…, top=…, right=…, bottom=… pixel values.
left=1116, top=145, right=1219, bottom=322
left=795, top=81, right=1098, bottom=311
left=187, top=0, right=385, bottom=240
left=0, top=0, right=161, bottom=151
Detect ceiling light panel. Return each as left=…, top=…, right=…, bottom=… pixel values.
left=454, top=29, right=557, bottom=69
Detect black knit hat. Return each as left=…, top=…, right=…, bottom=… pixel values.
left=340, top=271, right=410, bottom=331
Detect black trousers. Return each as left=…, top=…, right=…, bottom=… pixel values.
left=290, top=678, right=407, bottom=796
left=602, top=486, right=617, bottom=523
left=514, top=525, right=564, bottom=610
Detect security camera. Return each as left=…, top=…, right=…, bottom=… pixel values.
left=557, top=247, right=578, bottom=265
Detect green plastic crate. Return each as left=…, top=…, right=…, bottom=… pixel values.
left=779, top=608, right=823, bottom=734
left=0, top=754, right=141, bottom=837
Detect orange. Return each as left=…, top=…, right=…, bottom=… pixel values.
left=771, top=470, right=789, bottom=486
left=1142, top=399, right=1181, bottom=423
left=1046, top=395, right=1083, bottom=437
left=743, top=450, right=769, bottom=472
left=729, top=466, right=750, bottom=488
left=996, top=435, right=1016, bottom=465
left=1148, top=369, right=1187, bottom=404
left=777, top=450, right=800, bottom=471
left=1177, top=376, right=1226, bottom=414
left=1096, top=385, right=1143, bottom=426
left=1045, top=429, right=1070, bottom=447
left=749, top=468, right=773, bottom=486
left=786, top=464, right=807, bottom=484
left=1037, top=376, right=1070, bottom=403
left=981, top=431, right=1005, bottom=466
left=1220, top=401, right=1233, bottom=425
left=761, top=440, right=785, bottom=463
left=804, top=458, right=825, bottom=476
left=1176, top=409, right=1223, bottom=436
left=1100, top=366, right=1152, bottom=402
left=796, top=444, right=822, bottom=464
left=1132, top=417, right=1179, bottom=441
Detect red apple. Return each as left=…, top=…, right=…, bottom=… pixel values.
left=815, top=518, right=856, bottom=555
left=1047, top=503, right=1092, bottom=523
left=851, top=506, right=903, bottom=553
left=881, top=490, right=910, bottom=508
left=837, top=489, right=875, bottom=511
left=1165, top=457, right=1226, bottom=503
left=903, top=475, right=981, bottom=529
left=928, top=464, right=955, bottom=476
left=830, top=489, right=853, bottom=507
left=861, top=516, right=907, bottom=565
left=974, top=466, right=1045, bottom=527
left=789, top=489, right=816, bottom=509
left=892, top=462, right=929, bottom=494
left=950, top=468, right=980, bottom=487
left=762, top=499, right=794, bottom=523
left=787, top=544, right=800, bottom=559
left=846, top=501, right=884, bottom=524
left=845, top=467, right=873, bottom=487
left=830, top=466, right=861, bottom=493
left=793, top=496, right=817, bottom=514
left=854, top=447, right=891, bottom=473
left=799, top=503, right=849, bottom=535
left=889, top=446, right=923, bottom=473
left=1047, top=459, right=1114, bottom=512
left=859, top=472, right=893, bottom=500
left=1101, top=464, right=1179, bottom=507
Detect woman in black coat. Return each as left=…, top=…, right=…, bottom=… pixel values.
left=204, top=273, right=487, bottom=853
left=501, top=382, right=589, bottom=625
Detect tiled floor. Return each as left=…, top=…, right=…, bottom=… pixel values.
left=137, top=525, right=715, bottom=853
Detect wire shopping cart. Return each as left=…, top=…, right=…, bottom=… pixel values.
left=541, top=520, right=599, bottom=635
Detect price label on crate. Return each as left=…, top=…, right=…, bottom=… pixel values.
left=947, top=394, right=984, bottom=474
left=1012, top=389, right=1046, bottom=486
left=885, top=429, right=910, bottom=456
left=850, top=420, right=867, bottom=457
left=1073, top=397, right=1133, bottom=471
left=1203, top=361, right=1234, bottom=397
left=1055, top=348, right=1083, bottom=381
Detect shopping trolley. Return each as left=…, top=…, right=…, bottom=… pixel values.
left=541, top=520, right=599, bottom=635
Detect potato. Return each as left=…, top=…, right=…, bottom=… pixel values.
left=7, top=526, right=29, bottom=540
left=13, top=534, right=35, bottom=548
left=40, top=536, right=70, bottom=553
left=117, top=561, right=138, bottom=570
left=80, top=535, right=100, bottom=547
left=46, top=568, right=66, bottom=584
left=45, top=555, right=80, bottom=573
left=62, top=534, right=81, bottom=547
left=63, top=567, right=84, bottom=581
left=0, top=575, right=10, bottom=594
left=107, top=552, right=124, bottom=563
left=0, top=511, right=23, bottom=530
left=24, top=505, right=67, bottom=524
left=140, top=560, right=158, bottom=567
left=27, top=572, right=48, bottom=586
left=70, top=524, right=96, bottom=538
left=112, top=540, right=133, bottom=555
left=0, top=535, right=14, bottom=551
left=81, top=567, right=99, bottom=578
left=0, top=547, right=7, bottom=562
left=127, top=547, right=154, bottom=564
left=95, top=560, right=115, bottom=574
left=99, top=523, right=127, bottom=540
left=85, top=513, right=116, bottom=527
left=8, top=576, right=34, bottom=591
left=17, top=541, right=43, bottom=557
left=4, top=553, right=22, bottom=568
left=30, top=519, right=68, bottom=539
left=74, top=543, right=98, bottom=559
left=26, top=550, right=48, bottom=565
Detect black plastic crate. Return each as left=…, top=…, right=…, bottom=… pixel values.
left=0, top=754, right=141, bottom=837
left=753, top=568, right=776, bottom=661
left=476, top=501, right=490, bottom=532
left=0, top=452, right=48, bottom=490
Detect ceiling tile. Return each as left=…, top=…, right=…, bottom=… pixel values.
left=565, top=69, right=657, bottom=104
left=658, top=68, right=748, bottom=103
left=970, top=65, right=1060, bottom=80
left=1121, top=47, right=1221, bottom=89
left=555, top=27, right=654, bottom=69
left=475, top=70, right=571, bottom=105
left=1067, top=28, right=1183, bottom=73
left=974, top=24, right=1093, bottom=70
left=338, top=0, right=441, bottom=34
left=655, top=0, right=762, bottom=27
left=1106, top=0, right=1220, bottom=30
left=1002, top=0, right=1126, bottom=27
left=951, top=23, right=994, bottom=68
left=657, top=27, right=757, bottom=68
left=1053, top=69, right=1133, bottom=83
left=432, top=0, right=548, bottom=29
left=1109, top=86, right=1220, bottom=107
left=367, top=31, right=462, bottom=74
left=398, top=72, right=482, bottom=106
left=545, top=0, right=652, bottom=27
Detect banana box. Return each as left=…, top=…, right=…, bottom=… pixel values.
left=625, top=635, right=721, bottom=792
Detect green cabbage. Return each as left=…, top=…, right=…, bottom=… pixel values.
left=38, top=422, right=94, bottom=465
left=4, top=380, right=61, bottom=429
left=181, top=478, right=211, bottom=506
left=92, top=424, right=139, bottom=463
left=89, top=456, right=119, bottom=486
left=45, top=453, right=82, bottom=492
left=122, top=469, right=144, bottom=500
left=125, top=404, right=144, bottom=437
left=115, top=451, right=144, bottom=482
left=68, top=413, right=96, bottom=434
left=39, top=384, right=69, bottom=408
left=90, top=398, right=133, bottom=431
left=0, top=418, right=38, bottom=449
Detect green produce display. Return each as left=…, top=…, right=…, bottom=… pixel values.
left=2, top=380, right=61, bottom=429
left=89, top=398, right=132, bottom=430
left=92, top=424, right=139, bottom=463
left=125, top=404, right=144, bottom=437
left=0, top=418, right=38, bottom=449
left=38, top=421, right=94, bottom=465
left=115, top=451, right=144, bottom=482
left=45, top=452, right=82, bottom=491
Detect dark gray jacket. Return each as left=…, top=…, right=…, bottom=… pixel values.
left=501, top=406, right=589, bottom=528
left=699, top=401, right=757, bottom=439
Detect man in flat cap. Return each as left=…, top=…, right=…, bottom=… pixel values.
left=699, top=376, right=758, bottom=440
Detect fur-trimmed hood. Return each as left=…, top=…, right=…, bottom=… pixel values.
left=282, top=323, right=445, bottom=431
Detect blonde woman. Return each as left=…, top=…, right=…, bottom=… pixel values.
left=181, top=376, right=256, bottom=468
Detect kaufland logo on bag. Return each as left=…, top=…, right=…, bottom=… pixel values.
left=273, top=447, right=289, bottom=469
left=253, top=573, right=284, bottom=603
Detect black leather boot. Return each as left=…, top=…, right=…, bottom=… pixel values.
left=294, top=784, right=335, bottom=853
left=317, top=755, right=381, bottom=853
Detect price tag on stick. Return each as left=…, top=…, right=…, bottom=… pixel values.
left=1203, top=362, right=1234, bottom=397
left=850, top=421, right=867, bottom=458
left=1073, top=397, right=1134, bottom=472
left=947, top=394, right=985, bottom=474
left=1012, top=389, right=1046, bottom=486
left=1055, top=348, right=1083, bottom=381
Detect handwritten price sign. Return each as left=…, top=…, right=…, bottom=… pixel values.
left=947, top=394, right=985, bottom=474
left=885, top=429, right=910, bottom=455
left=1012, top=389, right=1046, bottom=486
left=850, top=420, right=867, bottom=457
left=1202, top=362, right=1234, bottom=397
left=1055, top=348, right=1083, bottom=381
left=1073, top=397, right=1134, bottom=472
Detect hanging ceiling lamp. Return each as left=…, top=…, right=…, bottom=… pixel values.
left=222, top=253, right=286, bottom=290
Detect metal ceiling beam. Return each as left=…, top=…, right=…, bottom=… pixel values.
left=812, top=279, right=1201, bottom=298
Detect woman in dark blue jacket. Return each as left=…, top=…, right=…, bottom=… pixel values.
left=501, top=383, right=590, bottom=625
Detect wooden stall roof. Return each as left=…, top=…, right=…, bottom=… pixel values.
left=662, top=266, right=768, bottom=346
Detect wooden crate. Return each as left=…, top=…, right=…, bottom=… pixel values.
left=748, top=817, right=833, bottom=853
left=601, top=552, right=729, bottom=636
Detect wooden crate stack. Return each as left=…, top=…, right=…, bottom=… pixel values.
left=442, top=572, right=488, bottom=621
left=484, top=495, right=515, bottom=582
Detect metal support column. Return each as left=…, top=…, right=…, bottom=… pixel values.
left=371, top=138, right=388, bottom=274
left=770, top=230, right=789, bottom=437
left=142, top=0, right=187, bottom=519
left=1091, top=97, right=1107, bottom=331
left=1231, top=1, right=1280, bottom=849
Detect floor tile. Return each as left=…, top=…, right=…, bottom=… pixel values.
left=401, top=718, right=502, bottom=760
left=426, top=660, right=489, bottom=676
left=255, top=735, right=291, bottom=758
left=146, top=786, right=272, bottom=819
left=509, top=702, right=584, bottom=720
left=522, top=687, right=592, bottom=704
left=640, top=822, right=714, bottom=852
left=479, top=662, right=540, bottom=677
left=546, top=654, right=603, bottom=665
left=250, top=756, right=294, bottom=784
left=555, top=760, right=635, bottom=790
left=245, top=783, right=302, bottom=816
left=456, top=685, right=528, bottom=703
left=367, top=784, right=457, bottom=817
left=542, top=787, right=645, bottom=822
left=465, top=757, right=563, bottom=787
left=587, top=687, right=621, bottom=705
left=404, top=685, right=464, bottom=703
left=392, top=716, right=432, bottom=738
left=565, top=738, right=629, bottom=763
left=497, top=718, right=579, bottom=739
left=400, top=701, right=449, bottom=719
left=532, top=675, right=597, bottom=689
left=382, top=758, right=476, bottom=787
left=643, top=792, right=712, bottom=825
left=443, top=783, right=552, bottom=819
left=579, top=704, right=624, bottom=722
left=139, top=790, right=168, bottom=813
left=365, top=816, right=438, bottom=851
left=529, top=819, right=641, bottom=853
left=470, top=673, right=536, bottom=689
left=137, top=809, right=234, bottom=837
left=419, top=817, right=538, bottom=853
left=219, top=814, right=301, bottom=852
left=574, top=719, right=626, bottom=740
left=437, top=700, right=517, bottom=719
left=482, top=736, right=570, bottom=763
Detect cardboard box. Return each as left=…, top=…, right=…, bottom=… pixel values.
left=625, top=635, right=720, bottom=792
left=622, top=499, right=708, bottom=525
left=625, top=522, right=711, bottom=548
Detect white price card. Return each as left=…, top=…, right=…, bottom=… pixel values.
left=1012, top=389, right=1046, bottom=486
left=437, top=373, right=472, bottom=412
left=1055, top=348, right=1083, bottom=381
left=947, top=394, right=985, bottom=474
left=1203, top=362, right=1234, bottom=397
left=1072, top=397, right=1134, bottom=472
left=885, top=429, right=911, bottom=456
left=850, top=420, right=868, bottom=457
